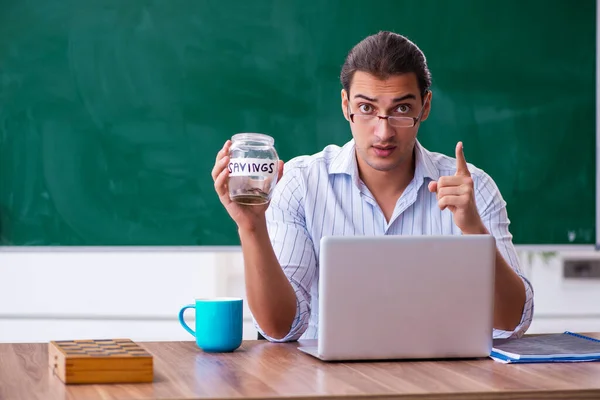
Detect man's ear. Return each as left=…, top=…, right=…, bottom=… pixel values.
left=341, top=89, right=350, bottom=121
left=420, top=90, right=433, bottom=122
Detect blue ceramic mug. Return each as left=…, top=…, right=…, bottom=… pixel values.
left=178, top=297, right=243, bottom=352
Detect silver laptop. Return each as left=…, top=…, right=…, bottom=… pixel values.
left=298, top=235, right=496, bottom=361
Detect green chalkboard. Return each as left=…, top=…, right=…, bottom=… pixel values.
left=0, top=0, right=595, bottom=246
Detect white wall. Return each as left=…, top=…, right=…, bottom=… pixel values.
left=2, top=247, right=600, bottom=343
left=0, top=249, right=257, bottom=343
left=523, top=250, right=600, bottom=334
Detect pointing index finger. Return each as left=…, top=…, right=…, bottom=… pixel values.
left=455, top=141, right=470, bottom=177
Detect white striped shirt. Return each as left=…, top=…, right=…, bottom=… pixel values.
left=256, top=139, right=534, bottom=342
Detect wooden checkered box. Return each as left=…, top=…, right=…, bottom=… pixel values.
left=48, top=338, right=154, bottom=384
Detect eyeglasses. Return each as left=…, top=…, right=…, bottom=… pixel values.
left=348, top=95, right=429, bottom=128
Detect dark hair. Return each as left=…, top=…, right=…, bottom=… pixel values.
left=340, top=31, right=432, bottom=100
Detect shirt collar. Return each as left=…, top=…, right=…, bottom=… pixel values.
left=329, top=139, right=361, bottom=188
left=329, top=139, right=358, bottom=176
left=414, top=140, right=440, bottom=182
left=329, top=139, right=440, bottom=182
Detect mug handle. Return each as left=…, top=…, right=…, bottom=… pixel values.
left=178, top=304, right=196, bottom=337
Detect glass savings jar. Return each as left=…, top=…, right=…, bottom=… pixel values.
left=228, top=133, right=279, bottom=205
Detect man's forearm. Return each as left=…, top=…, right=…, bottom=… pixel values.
left=465, top=224, right=526, bottom=331
left=493, top=249, right=526, bottom=330
left=238, top=218, right=297, bottom=339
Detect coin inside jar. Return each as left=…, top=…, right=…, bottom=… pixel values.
left=228, top=133, right=279, bottom=205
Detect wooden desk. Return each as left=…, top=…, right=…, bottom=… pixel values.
left=2, top=335, right=600, bottom=400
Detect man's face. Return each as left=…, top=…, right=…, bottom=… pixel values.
left=341, top=71, right=431, bottom=174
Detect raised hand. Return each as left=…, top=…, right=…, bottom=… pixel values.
left=427, top=142, right=487, bottom=235
left=211, top=140, right=284, bottom=231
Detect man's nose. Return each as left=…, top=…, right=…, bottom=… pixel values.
left=374, top=117, right=395, bottom=142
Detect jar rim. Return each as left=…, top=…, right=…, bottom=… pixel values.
left=231, top=132, right=274, bottom=145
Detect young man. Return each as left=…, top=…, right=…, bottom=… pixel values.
left=211, top=31, right=533, bottom=342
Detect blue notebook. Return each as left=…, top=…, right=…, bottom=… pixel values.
left=490, top=331, right=600, bottom=364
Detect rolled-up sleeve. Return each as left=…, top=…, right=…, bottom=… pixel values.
left=253, top=166, right=317, bottom=342
left=475, top=172, right=534, bottom=339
